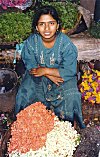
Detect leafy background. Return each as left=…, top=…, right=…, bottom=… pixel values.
left=0, top=1, right=79, bottom=43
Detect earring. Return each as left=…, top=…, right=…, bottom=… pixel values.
left=56, top=29, right=59, bottom=34
left=36, top=29, right=40, bottom=34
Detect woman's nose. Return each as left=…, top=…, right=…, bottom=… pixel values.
left=45, top=23, right=50, bottom=30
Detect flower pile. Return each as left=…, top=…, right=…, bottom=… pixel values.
left=8, top=102, right=80, bottom=157
left=80, top=69, right=100, bottom=104
left=0, top=0, right=32, bottom=10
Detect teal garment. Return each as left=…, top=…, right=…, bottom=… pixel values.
left=15, top=32, right=85, bottom=129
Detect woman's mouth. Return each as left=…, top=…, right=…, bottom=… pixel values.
left=44, top=32, right=50, bottom=36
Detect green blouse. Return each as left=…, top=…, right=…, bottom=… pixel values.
left=15, top=32, right=85, bottom=129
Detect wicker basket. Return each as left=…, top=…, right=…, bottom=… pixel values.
left=61, top=12, right=82, bottom=35
left=0, top=126, right=80, bottom=157
left=1, top=125, right=100, bottom=157
left=0, top=128, right=11, bottom=157
left=0, top=47, right=22, bottom=69
left=0, top=68, right=18, bottom=113
left=0, top=54, right=14, bottom=70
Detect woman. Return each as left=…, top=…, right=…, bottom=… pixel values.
left=15, top=5, right=85, bottom=129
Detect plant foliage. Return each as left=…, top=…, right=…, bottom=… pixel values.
left=41, top=1, right=79, bottom=30
left=0, top=12, right=32, bottom=43
left=89, top=22, right=100, bottom=39
left=0, top=1, right=79, bottom=43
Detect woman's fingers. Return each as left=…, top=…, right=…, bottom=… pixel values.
left=57, top=77, right=64, bottom=82
left=29, top=69, right=36, bottom=74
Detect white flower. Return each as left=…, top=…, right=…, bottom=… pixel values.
left=9, top=116, right=80, bottom=157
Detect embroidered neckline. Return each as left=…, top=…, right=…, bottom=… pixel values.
left=34, top=33, right=63, bottom=65
left=39, top=34, right=58, bottom=51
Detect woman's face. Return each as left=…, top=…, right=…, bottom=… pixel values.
left=36, top=14, right=59, bottom=42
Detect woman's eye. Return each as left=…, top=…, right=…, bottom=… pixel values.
left=50, top=22, right=55, bottom=25
left=38, top=21, right=56, bottom=26
left=38, top=23, right=44, bottom=26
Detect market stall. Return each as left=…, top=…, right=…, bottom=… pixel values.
left=0, top=1, right=100, bottom=157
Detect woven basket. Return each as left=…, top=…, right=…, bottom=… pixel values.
left=0, top=68, right=18, bottom=112
left=0, top=128, right=11, bottom=157
left=0, top=48, right=22, bottom=70
left=61, top=12, right=82, bottom=35
left=1, top=125, right=100, bottom=157
left=0, top=55, right=14, bottom=70
left=0, top=127, right=78, bottom=157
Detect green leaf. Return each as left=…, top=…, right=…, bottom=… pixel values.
left=0, top=12, right=33, bottom=43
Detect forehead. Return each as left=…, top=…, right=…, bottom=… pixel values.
left=38, top=14, right=56, bottom=22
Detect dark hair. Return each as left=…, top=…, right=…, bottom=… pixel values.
left=32, top=5, right=62, bottom=33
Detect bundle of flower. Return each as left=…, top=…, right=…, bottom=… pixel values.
left=0, top=0, right=32, bottom=10
left=8, top=102, right=80, bottom=157
left=80, top=69, right=100, bottom=104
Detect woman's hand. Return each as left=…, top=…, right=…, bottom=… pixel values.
left=46, top=75, right=64, bottom=86
left=29, top=67, right=46, bottom=76
left=29, top=67, right=64, bottom=85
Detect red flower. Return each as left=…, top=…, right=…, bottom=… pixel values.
left=8, top=102, right=55, bottom=153
left=0, top=0, right=27, bottom=9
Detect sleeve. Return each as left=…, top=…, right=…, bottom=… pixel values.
left=58, top=42, right=78, bottom=82
left=21, top=38, right=38, bottom=71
